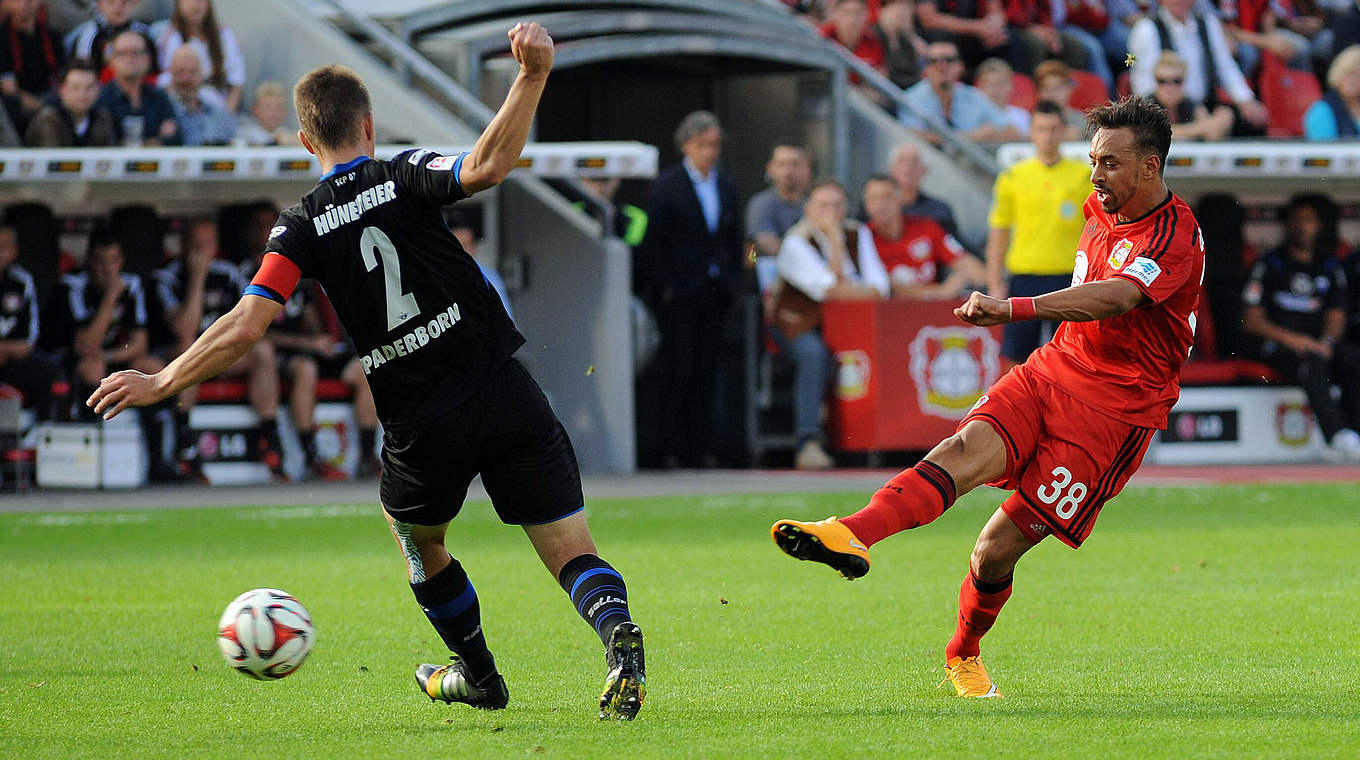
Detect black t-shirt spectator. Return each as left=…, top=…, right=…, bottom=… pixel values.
left=1243, top=251, right=1348, bottom=338
left=0, top=19, right=64, bottom=98
left=41, top=271, right=148, bottom=355
left=0, top=262, right=38, bottom=345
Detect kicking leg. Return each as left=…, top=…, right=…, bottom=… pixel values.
left=772, top=420, right=1008, bottom=579
left=942, top=506, right=1039, bottom=698
left=385, top=510, right=507, bottom=710
left=523, top=511, right=645, bottom=720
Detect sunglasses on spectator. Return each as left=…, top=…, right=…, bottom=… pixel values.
left=928, top=56, right=960, bottom=65
left=1156, top=77, right=1183, bottom=85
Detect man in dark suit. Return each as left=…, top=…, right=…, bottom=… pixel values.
left=638, top=110, right=742, bottom=468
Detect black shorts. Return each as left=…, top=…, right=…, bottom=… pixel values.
left=379, top=358, right=585, bottom=526
left=279, top=349, right=354, bottom=379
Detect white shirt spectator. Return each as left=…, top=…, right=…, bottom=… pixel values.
left=150, top=22, right=246, bottom=94
left=1128, top=7, right=1256, bottom=105
left=776, top=222, right=890, bottom=302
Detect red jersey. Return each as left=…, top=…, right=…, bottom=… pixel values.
left=870, top=215, right=965, bottom=286
left=1026, top=192, right=1204, bottom=428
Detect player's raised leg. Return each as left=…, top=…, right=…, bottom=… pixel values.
left=385, top=512, right=509, bottom=710
left=941, top=506, right=1037, bottom=698
left=523, top=512, right=645, bottom=720
left=772, top=419, right=1009, bottom=579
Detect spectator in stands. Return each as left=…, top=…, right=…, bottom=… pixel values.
left=0, top=223, right=58, bottom=418
left=152, top=0, right=244, bottom=113
left=862, top=174, right=984, bottom=298
left=1003, top=0, right=1093, bottom=79
left=1033, top=59, right=1089, bottom=139
left=154, top=219, right=285, bottom=480
left=65, top=0, right=151, bottom=78
left=900, top=39, right=1019, bottom=143
left=24, top=59, right=114, bottom=146
left=449, top=218, right=515, bottom=321
left=0, top=88, right=18, bottom=144
left=888, top=142, right=962, bottom=240
left=573, top=176, right=648, bottom=247
left=985, top=100, right=1090, bottom=365
left=1227, top=0, right=1331, bottom=74
left=637, top=110, right=742, bottom=468
left=1304, top=44, right=1360, bottom=140
left=1053, top=0, right=1116, bottom=90
left=1127, top=0, right=1268, bottom=135
left=873, top=0, right=927, bottom=89
left=164, top=45, right=233, bottom=145
left=915, top=0, right=1012, bottom=72
left=0, top=0, right=65, bottom=130
left=1339, top=1, right=1360, bottom=57
left=822, top=0, right=887, bottom=71
left=1096, top=0, right=1145, bottom=79
left=771, top=179, right=889, bottom=469
left=96, top=29, right=180, bottom=145
left=1150, top=51, right=1234, bottom=141
left=975, top=57, right=1031, bottom=136
left=747, top=142, right=813, bottom=260
left=41, top=225, right=179, bottom=480
left=235, top=81, right=298, bottom=146
left=1243, top=194, right=1360, bottom=462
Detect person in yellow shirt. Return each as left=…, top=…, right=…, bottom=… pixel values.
left=985, top=100, right=1092, bottom=364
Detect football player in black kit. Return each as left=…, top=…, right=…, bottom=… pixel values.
left=87, top=23, right=646, bottom=720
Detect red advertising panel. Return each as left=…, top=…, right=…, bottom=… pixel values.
left=822, top=300, right=1004, bottom=451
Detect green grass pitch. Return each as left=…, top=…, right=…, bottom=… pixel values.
left=3, top=484, right=1358, bottom=759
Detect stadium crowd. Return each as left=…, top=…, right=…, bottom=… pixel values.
left=1, top=0, right=1359, bottom=486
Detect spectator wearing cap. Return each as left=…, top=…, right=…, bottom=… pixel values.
left=24, top=59, right=116, bottom=146
left=1303, top=44, right=1360, bottom=140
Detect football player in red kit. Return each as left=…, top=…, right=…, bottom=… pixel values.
left=773, top=96, right=1204, bottom=698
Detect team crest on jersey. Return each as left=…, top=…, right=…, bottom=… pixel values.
left=1108, top=238, right=1134, bottom=269
left=427, top=155, right=458, bottom=171
left=908, top=326, right=1001, bottom=419
left=909, top=238, right=932, bottom=260
left=834, top=350, right=871, bottom=401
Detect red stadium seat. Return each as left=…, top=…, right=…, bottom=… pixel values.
left=1009, top=72, right=1036, bottom=111
left=1258, top=53, right=1322, bottom=137
left=1116, top=71, right=1131, bottom=99
left=1067, top=70, right=1111, bottom=111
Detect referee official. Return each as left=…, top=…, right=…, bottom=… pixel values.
left=985, top=101, right=1093, bottom=365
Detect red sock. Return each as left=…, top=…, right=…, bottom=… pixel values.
left=839, top=460, right=957, bottom=547
left=945, top=570, right=1014, bottom=661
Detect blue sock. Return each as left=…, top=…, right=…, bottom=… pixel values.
left=558, top=554, right=631, bottom=645
left=410, top=559, right=497, bottom=682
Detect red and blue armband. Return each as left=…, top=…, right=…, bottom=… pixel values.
left=244, top=253, right=301, bottom=305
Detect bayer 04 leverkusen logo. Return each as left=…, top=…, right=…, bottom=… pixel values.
left=1275, top=401, right=1313, bottom=446
left=835, top=350, right=871, bottom=401
left=908, top=326, right=1001, bottom=419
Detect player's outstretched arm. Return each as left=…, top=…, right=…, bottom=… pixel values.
left=87, top=295, right=282, bottom=420
left=458, top=22, right=554, bottom=195
left=956, top=278, right=1144, bottom=327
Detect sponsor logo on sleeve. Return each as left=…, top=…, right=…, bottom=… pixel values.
left=406, top=149, right=432, bottom=165
left=1072, top=251, right=1088, bottom=286
left=427, top=155, right=458, bottom=171
left=1123, top=256, right=1161, bottom=288
left=269, top=225, right=287, bottom=240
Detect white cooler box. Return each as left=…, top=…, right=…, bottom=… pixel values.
left=35, top=422, right=146, bottom=489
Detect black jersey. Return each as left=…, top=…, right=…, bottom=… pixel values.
left=0, top=263, right=39, bottom=344
left=262, top=150, right=524, bottom=430
left=41, top=271, right=148, bottom=353
left=1243, top=251, right=1348, bottom=338
left=153, top=258, right=245, bottom=336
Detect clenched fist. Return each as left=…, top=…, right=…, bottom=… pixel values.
left=509, top=22, right=554, bottom=79
left=954, top=291, right=1012, bottom=327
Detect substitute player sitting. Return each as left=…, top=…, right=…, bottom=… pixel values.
left=87, top=24, right=646, bottom=720
left=773, top=97, right=1204, bottom=699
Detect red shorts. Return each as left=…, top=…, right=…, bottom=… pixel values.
left=960, top=363, right=1155, bottom=549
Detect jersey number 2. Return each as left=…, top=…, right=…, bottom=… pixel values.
left=360, top=226, right=419, bottom=330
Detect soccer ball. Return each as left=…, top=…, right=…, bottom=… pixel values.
left=216, top=588, right=314, bottom=680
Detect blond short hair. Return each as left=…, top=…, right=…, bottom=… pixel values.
left=1327, top=45, right=1360, bottom=91
left=1155, top=51, right=1188, bottom=76
left=254, top=81, right=288, bottom=103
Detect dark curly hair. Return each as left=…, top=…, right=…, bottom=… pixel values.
left=1085, top=96, right=1173, bottom=175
